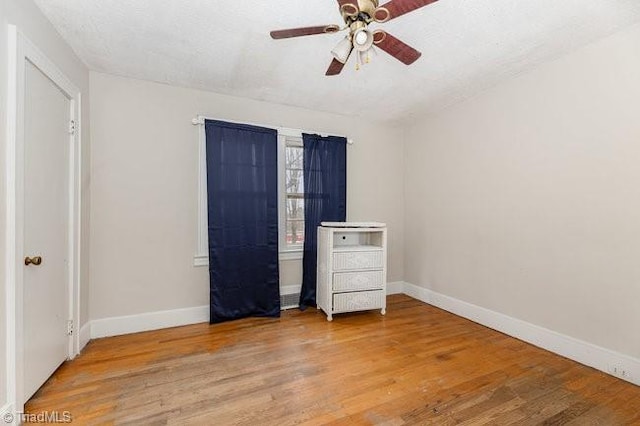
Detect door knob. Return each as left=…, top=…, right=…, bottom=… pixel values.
left=24, top=256, right=42, bottom=266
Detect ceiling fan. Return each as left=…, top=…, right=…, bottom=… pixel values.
left=270, top=0, right=438, bottom=76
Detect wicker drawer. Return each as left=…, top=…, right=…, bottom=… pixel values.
left=333, top=290, right=385, bottom=313
left=333, top=270, right=384, bottom=292
left=333, top=250, right=383, bottom=271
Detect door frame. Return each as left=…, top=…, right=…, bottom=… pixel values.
left=4, top=25, right=82, bottom=410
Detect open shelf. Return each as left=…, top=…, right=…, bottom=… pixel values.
left=333, top=230, right=384, bottom=249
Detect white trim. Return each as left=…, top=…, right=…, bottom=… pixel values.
left=194, top=121, right=208, bottom=262
left=55, top=280, right=640, bottom=388
left=4, top=26, right=82, bottom=408
left=85, top=282, right=401, bottom=339
left=193, top=254, right=209, bottom=267
left=1, top=403, right=16, bottom=426
left=70, top=93, right=83, bottom=358
left=4, top=24, right=19, bottom=417
left=277, top=133, right=285, bottom=253
left=90, top=306, right=209, bottom=339
left=78, top=322, right=91, bottom=353
left=193, top=115, right=353, bottom=266
left=403, top=282, right=640, bottom=386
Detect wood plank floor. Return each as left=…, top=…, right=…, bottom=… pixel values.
left=26, top=295, right=640, bottom=425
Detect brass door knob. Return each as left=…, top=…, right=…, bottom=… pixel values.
left=24, top=256, right=42, bottom=266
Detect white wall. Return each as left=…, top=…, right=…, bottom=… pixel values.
left=1, top=0, right=90, bottom=411
left=405, top=23, right=640, bottom=359
left=89, top=72, right=404, bottom=321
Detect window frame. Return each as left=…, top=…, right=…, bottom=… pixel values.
left=278, top=132, right=305, bottom=259
left=194, top=121, right=208, bottom=266
left=194, top=117, right=350, bottom=266
left=194, top=122, right=307, bottom=266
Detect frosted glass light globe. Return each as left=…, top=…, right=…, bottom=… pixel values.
left=355, top=31, right=368, bottom=46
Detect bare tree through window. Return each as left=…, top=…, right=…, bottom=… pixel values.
left=285, top=142, right=304, bottom=245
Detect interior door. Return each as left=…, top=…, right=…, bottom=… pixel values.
left=22, top=59, right=71, bottom=402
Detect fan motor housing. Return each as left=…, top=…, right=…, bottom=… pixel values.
left=358, top=0, right=379, bottom=16
left=341, top=0, right=379, bottom=22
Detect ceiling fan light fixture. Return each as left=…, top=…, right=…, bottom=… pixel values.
left=352, top=28, right=374, bottom=52
left=355, top=31, right=368, bottom=45
left=357, top=46, right=376, bottom=68
left=358, top=50, right=368, bottom=66
left=269, top=0, right=434, bottom=76
left=331, top=36, right=353, bottom=64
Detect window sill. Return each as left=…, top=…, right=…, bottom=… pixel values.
left=193, top=250, right=303, bottom=267
left=193, top=255, right=209, bottom=267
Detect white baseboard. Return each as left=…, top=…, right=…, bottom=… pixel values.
left=87, top=283, right=401, bottom=340
left=90, top=305, right=209, bottom=339
left=78, top=322, right=91, bottom=352
left=403, top=282, right=640, bottom=386
left=386, top=281, right=404, bottom=295
left=80, top=281, right=639, bottom=387
left=1, top=403, right=16, bottom=425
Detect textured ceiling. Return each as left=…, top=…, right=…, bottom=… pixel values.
left=34, top=0, right=640, bottom=124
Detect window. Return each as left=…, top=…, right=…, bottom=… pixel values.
left=195, top=120, right=308, bottom=265
left=194, top=118, right=349, bottom=266
left=283, top=137, right=305, bottom=250
left=277, top=131, right=306, bottom=259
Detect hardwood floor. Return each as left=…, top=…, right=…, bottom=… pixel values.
left=26, top=295, right=640, bottom=425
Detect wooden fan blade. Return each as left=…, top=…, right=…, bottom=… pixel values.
left=270, top=25, right=340, bottom=39
left=326, top=58, right=347, bottom=76
left=373, top=31, right=422, bottom=65
left=337, top=0, right=359, bottom=17
left=373, top=0, right=438, bottom=23
left=326, top=47, right=352, bottom=76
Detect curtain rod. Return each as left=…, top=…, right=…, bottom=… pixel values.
left=191, top=115, right=354, bottom=145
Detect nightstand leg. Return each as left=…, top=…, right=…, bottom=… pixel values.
left=381, top=308, right=386, bottom=316
left=327, top=314, right=333, bottom=322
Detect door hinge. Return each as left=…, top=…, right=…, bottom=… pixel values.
left=69, top=120, right=76, bottom=135
left=67, top=320, right=74, bottom=336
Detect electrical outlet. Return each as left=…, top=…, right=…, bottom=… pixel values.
left=607, top=364, right=632, bottom=380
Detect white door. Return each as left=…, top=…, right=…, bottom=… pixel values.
left=22, top=60, right=71, bottom=401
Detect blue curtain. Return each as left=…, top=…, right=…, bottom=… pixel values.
left=205, top=120, right=280, bottom=323
left=299, top=134, right=347, bottom=309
